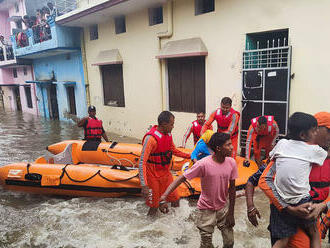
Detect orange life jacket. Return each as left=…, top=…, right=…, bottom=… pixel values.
left=214, top=108, right=240, bottom=137
left=251, top=115, right=275, bottom=136
left=142, top=126, right=173, bottom=170
left=85, top=117, right=103, bottom=140
left=191, top=120, right=203, bottom=144
left=309, top=158, right=330, bottom=203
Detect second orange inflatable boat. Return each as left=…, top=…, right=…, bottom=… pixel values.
left=47, top=140, right=192, bottom=171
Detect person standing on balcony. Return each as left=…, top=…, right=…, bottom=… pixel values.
left=77, top=105, right=109, bottom=143
left=47, top=2, right=58, bottom=18
left=201, top=97, right=240, bottom=158
left=21, top=15, right=31, bottom=29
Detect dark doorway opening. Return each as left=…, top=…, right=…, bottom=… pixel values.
left=49, top=84, right=59, bottom=119
left=66, top=86, right=76, bottom=115
left=13, top=87, right=22, bottom=111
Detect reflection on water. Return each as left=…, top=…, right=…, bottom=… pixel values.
left=0, top=108, right=284, bottom=248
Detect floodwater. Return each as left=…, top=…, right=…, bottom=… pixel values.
left=0, top=107, right=327, bottom=248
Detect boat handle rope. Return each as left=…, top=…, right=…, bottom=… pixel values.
left=59, top=164, right=139, bottom=183
left=102, top=149, right=140, bottom=157
left=103, top=149, right=138, bottom=168
left=183, top=179, right=200, bottom=195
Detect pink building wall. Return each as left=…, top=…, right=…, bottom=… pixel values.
left=0, top=0, right=37, bottom=115
left=8, top=0, right=27, bottom=31
left=0, top=10, right=11, bottom=39
left=16, top=66, right=38, bottom=115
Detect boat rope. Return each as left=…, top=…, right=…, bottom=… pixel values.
left=102, top=149, right=140, bottom=157
left=59, top=164, right=139, bottom=183
left=183, top=179, right=200, bottom=195
left=104, top=149, right=137, bottom=168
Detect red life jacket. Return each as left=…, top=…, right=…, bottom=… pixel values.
left=309, top=158, right=330, bottom=203
left=85, top=117, right=103, bottom=140
left=251, top=115, right=275, bottom=136
left=142, top=125, right=173, bottom=170
left=192, top=120, right=203, bottom=144
left=214, top=108, right=240, bottom=137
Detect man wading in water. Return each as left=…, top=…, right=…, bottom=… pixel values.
left=159, top=133, right=237, bottom=248
left=139, top=111, right=191, bottom=216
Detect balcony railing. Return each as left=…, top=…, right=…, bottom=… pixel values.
left=11, top=16, right=81, bottom=58
left=0, top=44, right=15, bottom=62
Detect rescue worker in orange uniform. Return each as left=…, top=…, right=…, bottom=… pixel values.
left=258, top=111, right=330, bottom=248
left=181, top=111, right=206, bottom=148
left=77, top=105, right=109, bottom=142
left=201, top=97, right=240, bottom=158
left=244, top=115, right=279, bottom=167
left=139, top=111, right=191, bottom=216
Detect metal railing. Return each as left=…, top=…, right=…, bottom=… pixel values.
left=0, top=44, right=14, bottom=61
left=243, top=46, right=290, bottom=69
left=14, top=17, right=54, bottom=49
left=32, top=23, right=52, bottom=44
left=54, top=0, right=78, bottom=15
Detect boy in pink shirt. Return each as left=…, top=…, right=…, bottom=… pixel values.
left=159, top=133, right=238, bottom=248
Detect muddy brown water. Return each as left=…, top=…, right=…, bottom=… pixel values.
left=0, top=108, right=327, bottom=247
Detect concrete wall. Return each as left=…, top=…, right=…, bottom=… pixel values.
left=15, top=66, right=37, bottom=115
left=33, top=51, right=87, bottom=121
left=8, top=0, right=28, bottom=30
left=0, top=10, right=11, bottom=39
left=83, top=6, right=165, bottom=141
left=0, top=67, right=37, bottom=114
left=83, top=0, right=330, bottom=148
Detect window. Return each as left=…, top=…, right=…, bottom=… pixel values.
left=149, top=6, right=163, bottom=26
left=168, top=57, right=205, bottom=113
left=89, top=25, right=98, bottom=40
left=101, top=64, right=125, bottom=107
left=66, top=86, right=76, bottom=115
left=13, top=68, right=17, bottom=78
left=195, top=0, right=214, bottom=15
left=23, top=67, right=27, bottom=75
left=115, top=16, right=126, bottom=34
left=15, top=3, right=19, bottom=12
left=24, top=86, right=33, bottom=108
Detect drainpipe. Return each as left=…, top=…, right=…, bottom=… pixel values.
left=157, top=0, right=173, bottom=110
left=80, top=28, right=91, bottom=106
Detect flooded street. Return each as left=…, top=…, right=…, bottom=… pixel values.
left=0, top=107, right=302, bottom=248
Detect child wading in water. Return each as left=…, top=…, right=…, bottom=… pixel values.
left=159, top=133, right=238, bottom=248
left=267, top=112, right=328, bottom=248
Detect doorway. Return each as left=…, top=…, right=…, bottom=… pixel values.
left=13, top=86, right=22, bottom=111
left=48, top=84, right=59, bottom=119
left=240, top=29, right=291, bottom=156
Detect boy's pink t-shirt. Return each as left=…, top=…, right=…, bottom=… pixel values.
left=183, top=155, right=238, bottom=210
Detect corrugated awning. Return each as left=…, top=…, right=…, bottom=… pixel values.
left=156, top=37, right=208, bottom=59
left=91, top=49, right=123, bottom=66
left=26, top=80, right=53, bottom=85
left=53, top=81, right=76, bottom=86
left=0, top=84, right=20, bottom=87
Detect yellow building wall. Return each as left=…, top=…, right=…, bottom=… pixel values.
left=84, top=0, right=330, bottom=149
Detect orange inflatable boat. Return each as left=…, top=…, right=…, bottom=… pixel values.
left=0, top=161, right=201, bottom=198
left=46, top=140, right=190, bottom=171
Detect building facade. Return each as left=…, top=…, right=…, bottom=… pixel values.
left=10, top=0, right=87, bottom=121
left=0, top=0, right=36, bottom=115
left=57, top=0, right=330, bottom=152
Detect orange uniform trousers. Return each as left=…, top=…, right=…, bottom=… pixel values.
left=252, top=133, right=276, bottom=161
